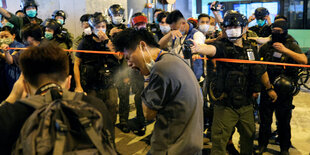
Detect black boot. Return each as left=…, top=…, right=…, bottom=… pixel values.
left=280, top=150, right=289, bottom=155
left=254, top=145, right=266, bottom=155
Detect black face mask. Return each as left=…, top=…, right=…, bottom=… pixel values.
left=271, top=32, right=287, bottom=43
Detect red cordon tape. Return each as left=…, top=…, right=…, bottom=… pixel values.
left=8, top=47, right=310, bottom=68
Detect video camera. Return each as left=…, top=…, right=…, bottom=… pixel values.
left=210, top=1, right=225, bottom=11
left=183, top=40, right=194, bottom=59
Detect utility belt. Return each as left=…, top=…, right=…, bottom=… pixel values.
left=80, top=63, right=114, bottom=88
left=209, top=70, right=252, bottom=109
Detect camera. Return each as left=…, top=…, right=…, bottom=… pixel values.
left=210, top=1, right=225, bottom=11
left=183, top=40, right=194, bottom=59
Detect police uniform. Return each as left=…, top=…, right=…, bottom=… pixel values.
left=249, top=24, right=271, bottom=37
left=249, top=7, right=272, bottom=37
left=106, top=22, right=131, bottom=128
left=258, top=33, right=302, bottom=153
left=7, top=1, right=42, bottom=42
left=76, top=35, right=120, bottom=124
left=210, top=37, right=265, bottom=155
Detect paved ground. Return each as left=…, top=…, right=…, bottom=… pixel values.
left=114, top=87, right=310, bottom=155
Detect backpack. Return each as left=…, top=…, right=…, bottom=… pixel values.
left=12, top=89, right=117, bottom=155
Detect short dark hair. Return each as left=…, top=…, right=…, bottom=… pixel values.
left=0, top=26, right=16, bottom=35
left=80, top=14, right=91, bottom=22
left=157, top=11, right=169, bottom=23
left=274, top=15, right=288, bottom=22
left=19, top=41, right=69, bottom=87
left=112, top=28, right=159, bottom=52
left=153, top=9, right=163, bottom=15
left=166, top=10, right=184, bottom=24
left=21, top=24, right=43, bottom=42
left=198, top=13, right=210, bottom=21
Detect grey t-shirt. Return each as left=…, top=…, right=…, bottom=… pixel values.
left=141, top=53, right=203, bottom=155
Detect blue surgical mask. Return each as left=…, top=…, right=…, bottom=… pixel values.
left=94, top=28, right=106, bottom=37
left=257, top=19, right=266, bottom=27
left=57, top=19, right=64, bottom=25
left=44, top=32, right=54, bottom=40
left=26, top=9, right=37, bottom=18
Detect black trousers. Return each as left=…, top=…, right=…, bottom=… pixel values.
left=117, top=82, right=130, bottom=124
left=258, top=90, right=294, bottom=151
left=130, top=70, right=145, bottom=126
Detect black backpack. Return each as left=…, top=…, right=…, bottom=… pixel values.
left=12, top=89, right=117, bottom=155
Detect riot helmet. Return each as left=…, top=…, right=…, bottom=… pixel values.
left=88, top=12, right=108, bottom=29
left=20, top=0, right=38, bottom=18
left=108, top=4, right=125, bottom=25
left=223, top=10, right=248, bottom=28
left=52, top=10, right=67, bottom=25
left=273, top=75, right=299, bottom=96
left=222, top=10, right=248, bottom=41
left=41, top=18, right=62, bottom=36
left=254, top=7, right=269, bottom=20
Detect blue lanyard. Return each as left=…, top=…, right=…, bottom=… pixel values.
left=155, top=50, right=163, bottom=62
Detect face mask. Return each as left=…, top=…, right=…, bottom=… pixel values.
left=44, top=32, right=54, bottom=40
left=57, top=19, right=64, bottom=25
left=272, top=32, right=287, bottom=43
left=26, top=9, right=37, bottom=18
left=112, top=16, right=123, bottom=25
left=5, top=22, right=14, bottom=28
left=199, top=24, right=210, bottom=34
left=140, top=44, right=155, bottom=73
left=257, top=19, right=266, bottom=27
left=226, top=28, right=242, bottom=41
left=0, top=37, right=14, bottom=45
left=94, top=28, right=106, bottom=37
left=83, top=27, right=92, bottom=35
left=207, top=25, right=215, bottom=34
left=160, top=25, right=171, bottom=34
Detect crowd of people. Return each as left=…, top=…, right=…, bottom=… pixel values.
left=0, top=0, right=308, bottom=155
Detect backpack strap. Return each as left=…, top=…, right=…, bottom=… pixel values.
left=79, top=117, right=107, bottom=155
left=79, top=117, right=116, bottom=155
left=53, top=119, right=68, bottom=155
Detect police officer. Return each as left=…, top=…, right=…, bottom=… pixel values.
left=107, top=4, right=131, bottom=133
left=191, top=10, right=277, bottom=154
left=256, top=20, right=307, bottom=155
left=0, top=0, right=42, bottom=42
left=74, top=12, right=121, bottom=125
left=73, top=14, right=92, bottom=50
left=248, top=7, right=272, bottom=37
left=51, top=10, right=73, bottom=49
left=107, top=4, right=126, bottom=36
left=41, top=19, right=68, bottom=49
left=52, top=10, right=66, bottom=25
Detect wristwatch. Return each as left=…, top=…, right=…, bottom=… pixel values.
left=266, top=85, right=274, bottom=92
